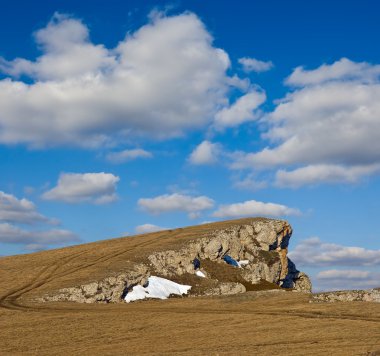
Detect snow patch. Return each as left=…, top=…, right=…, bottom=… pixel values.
left=196, top=270, right=206, bottom=278
left=124, top=276, right=191, bottom=303
left=238, top=260, right=249, bottom=267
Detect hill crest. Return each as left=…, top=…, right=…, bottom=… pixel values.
left=1, top=217, right=311, bottom=305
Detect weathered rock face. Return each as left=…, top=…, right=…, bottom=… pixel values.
left=147, top=222, right=286, bottom=284
left=281, top=259, right=312, bottom=292
left=42, top=219, right=311, bottom=303
left=42, top=264, right=149, bottom=303
left=312, top=288, right=380, bottom=303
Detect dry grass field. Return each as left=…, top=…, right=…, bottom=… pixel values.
left=1, top=218, right=379, bottom=355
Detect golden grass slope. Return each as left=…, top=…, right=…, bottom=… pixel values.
left=0, top=218, right=379, bottom=355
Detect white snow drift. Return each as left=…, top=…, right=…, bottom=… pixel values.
left=124, top=276, right=191, bottom=303
left=195, top=270, right=206, bottom=278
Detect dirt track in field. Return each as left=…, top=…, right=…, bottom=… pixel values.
left=1, top=218, right=379, bottom=355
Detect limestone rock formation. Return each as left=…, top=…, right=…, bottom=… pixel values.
left=43, top=264, right=149, bottom=303
left=41, top=218, right=311, bottom=303
left=312, top=288, right=380, bottom=303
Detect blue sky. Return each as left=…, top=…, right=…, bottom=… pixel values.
left=1, top=0, right=380, bottom=291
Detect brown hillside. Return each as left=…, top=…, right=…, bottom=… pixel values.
left=1, top=218, right=380, bottom=355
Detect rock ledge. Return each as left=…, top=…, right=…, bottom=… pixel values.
left=312, top=288, right=380, bottom=303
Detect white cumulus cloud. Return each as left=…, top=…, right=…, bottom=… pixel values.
left=315, top=269, right=380, bottom=291
left=232, top=58, right=380, bottom=186
left=214, top=90, right=266, bottom=129
left=42, top=172, right=120, bottom=204
left=275, top=164, right=380, bottom=188
left=0, top=190, right=78, bottom=251
left=0, top=12, right=234, bottom=147
left=0, top=191, right=53, bottom=224
left=138, top=193, right=214, bottom=218
left=317, top=269, right=371, bottom=280
left=238, top=57, right=274, bottom=73
left=289, top=237, right=380, bottom=267
left=286, top=57, right=380, bottom=86
left=135, top=223, right=167, bottom=234
left=188, top=140, right=222, bottom=165
left=233, top=174, right=268, bottom=191
left=0, top=13, right=116, bottom=81
left=106, top=148, right=153, bottom=164
left=212, top=199, right=300, bottom=218
left=0, top=222, right=79, bottom=250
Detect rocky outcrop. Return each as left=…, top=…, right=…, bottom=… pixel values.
left=42, top=264, right=149, bottom=303
left=147, top=221, right=303, bottom=287
left=41, top=219, right=311, bottom=303
left=312, top=288, right=380, bottom=303
left=281, top=259, right=312, bottom=292
left=148, top=222, right=284, bottom=284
